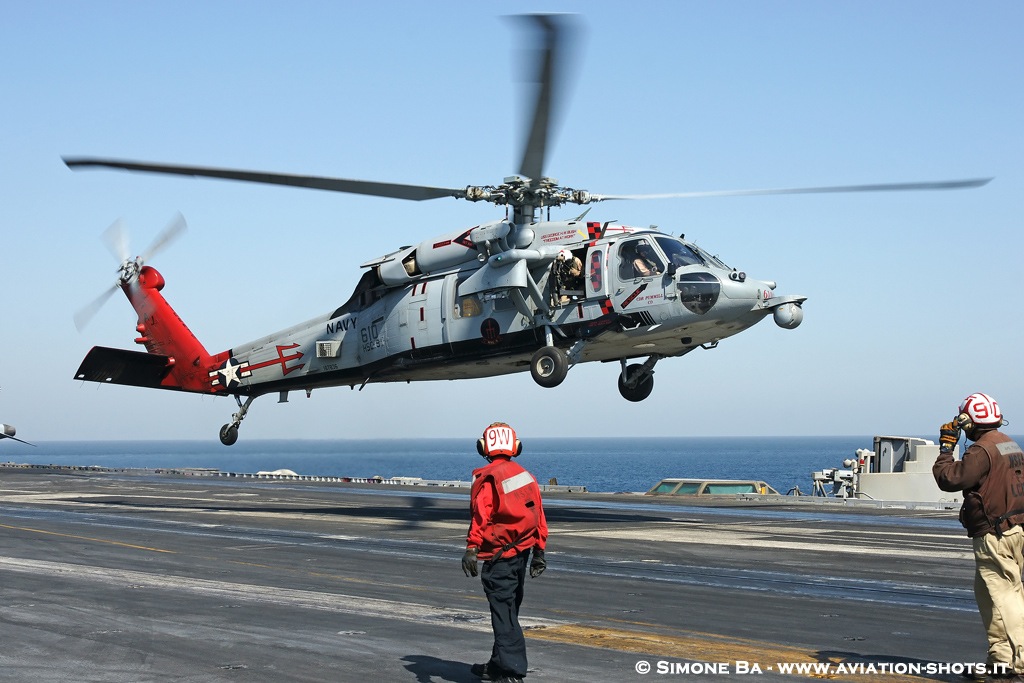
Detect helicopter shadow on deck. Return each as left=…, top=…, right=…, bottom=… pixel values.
left=84, top=494, right=670, bottom=531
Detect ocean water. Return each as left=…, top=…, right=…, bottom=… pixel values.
left=0, top=436, right=931, bottom=494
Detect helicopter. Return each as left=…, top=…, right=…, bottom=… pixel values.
left=1, top=424, right=33, bottom=447
left=0, top=387, right=33, bottom=446
left=65, top=15, right=990, bottom=446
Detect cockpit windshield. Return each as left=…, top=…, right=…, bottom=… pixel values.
left=688, top=243, right=730, bottom=270
left=654, top=236, right=705, bottom=269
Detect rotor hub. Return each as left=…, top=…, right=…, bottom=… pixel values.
left=118, top=258, right=141, bottom=285
left=464, top=176, right=595, bottom=211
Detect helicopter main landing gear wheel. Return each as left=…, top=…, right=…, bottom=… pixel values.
left=617, top=359, right=658, bottom=402
left=219, top=423, right=239, bottom=446
left=530, top=346, right=568, bottom=388
left=219, top=395, right=257, bottom=446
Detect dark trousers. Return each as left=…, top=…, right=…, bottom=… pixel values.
left=481, top=551, right=529, bottom=676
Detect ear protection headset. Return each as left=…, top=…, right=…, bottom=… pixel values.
left=955, top=411, right=975, bottom=432
left=476, top=422, right=522, bottom=458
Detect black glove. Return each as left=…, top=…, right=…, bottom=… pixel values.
left=462, top=547, right=479, bottom=577
left=529, top=548, right=546, bottom=578
left=939, top=421, right=960, bottom=453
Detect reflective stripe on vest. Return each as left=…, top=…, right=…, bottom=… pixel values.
left=502, top=471, right=534, bottom=494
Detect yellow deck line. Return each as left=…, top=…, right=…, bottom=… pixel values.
left=0, top=523, right=175, bottom=553
left=527, top=624, right=953, bottom=682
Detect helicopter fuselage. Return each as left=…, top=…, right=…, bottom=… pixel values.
left=75, top=216, right=805, bottom=446
left=200, top=220, right=804, bottom=395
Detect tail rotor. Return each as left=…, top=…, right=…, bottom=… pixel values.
left=140, top=212, right=186, bottom=264
left=74, top=213, right=188, bottom=331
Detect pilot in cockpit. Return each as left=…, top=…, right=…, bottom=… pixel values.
left=632, top=243, right=661, bottom=277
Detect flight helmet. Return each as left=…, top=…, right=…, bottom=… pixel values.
left=956, top=392, right=1004, bottom=433
left=476, top=422, right=522, bottom=458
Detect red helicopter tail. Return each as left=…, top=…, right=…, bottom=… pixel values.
left=75, top=265, right=228, bottom=393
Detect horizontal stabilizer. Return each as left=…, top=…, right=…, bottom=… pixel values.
left=74, top=346, right=175, bottom=389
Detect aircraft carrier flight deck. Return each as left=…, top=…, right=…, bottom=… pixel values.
left=0, top=466, right=982, bottom=682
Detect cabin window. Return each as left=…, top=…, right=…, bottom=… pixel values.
left=456, top=294, right=482, bottom=318
left=703, top=484, right=758, bottom=494
left=587, top=248, right=604, bottom=296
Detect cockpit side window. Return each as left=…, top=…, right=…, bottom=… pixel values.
left=618, top=238, right=664, bottom=279
left=655, top=237, right=704, bottom=269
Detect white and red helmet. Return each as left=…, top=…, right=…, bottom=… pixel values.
left=958, top=393, right=1004, bottom=428
left=477, top=422, right=522, bottom=458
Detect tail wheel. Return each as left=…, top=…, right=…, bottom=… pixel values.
left=530, top=346, right=568, bottom=388
left=219, top=424, right=239, bottom=446
left=618, top=363, right=654, bottom=402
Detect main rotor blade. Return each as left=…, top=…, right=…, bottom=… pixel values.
left=0, top=433, right=35, bottom=447
left=516, top=14, right=575, bottom=185
left=63, top=157, right=468, bottom=202
left=591, top=178, right=993, bottom=202
left=74, top=284, right=118, bottom=332
left=140, top=212, right=187, bottom=264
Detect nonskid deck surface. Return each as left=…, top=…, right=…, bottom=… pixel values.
left=0, top=468, right=980, bottom=682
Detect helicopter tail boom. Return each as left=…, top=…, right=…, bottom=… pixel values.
left=75, top=265, right=227, bottom=394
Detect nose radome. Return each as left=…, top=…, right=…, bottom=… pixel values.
left=773, top=302, right=804, bottom=329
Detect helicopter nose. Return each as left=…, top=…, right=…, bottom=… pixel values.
left=720, top=274, right=774, bottom=301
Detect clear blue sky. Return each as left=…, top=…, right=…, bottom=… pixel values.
left=1, top=1, right=1021, bottom=442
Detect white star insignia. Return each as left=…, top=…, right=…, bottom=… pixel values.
left=209, top=358, right=250, bottom=389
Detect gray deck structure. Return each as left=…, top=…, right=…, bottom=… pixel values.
left=0, top=467, right=979, bottom=682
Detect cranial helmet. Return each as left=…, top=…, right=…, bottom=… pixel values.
left=477, top=422, right=522, bottom=458
left=956, top=392, right=1004, bottom=431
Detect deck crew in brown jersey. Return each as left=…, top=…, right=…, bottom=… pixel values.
left=934, top=393, right=1024, bottom=680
